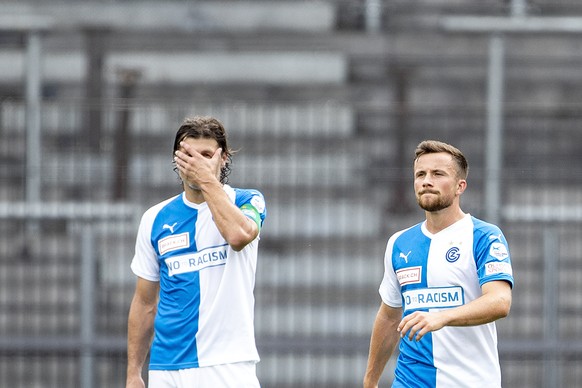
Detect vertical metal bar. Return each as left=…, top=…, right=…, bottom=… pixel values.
left=510, top=0, right=528, bottom=18
left=543, top=227, right=560, bottom=388
left=83, top=28, right=108, bottom=151
left=80, top=225, right=95, bottom=388
left=484, top=34, right=505, bottom=225
left=25, top=30, right=42, bottom=204
left=365, top=0, right=382, bottom=33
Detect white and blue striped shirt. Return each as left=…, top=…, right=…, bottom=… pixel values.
left=131, top=185, right=266, bottom=370
left=380, top=214, right=514, bottom=388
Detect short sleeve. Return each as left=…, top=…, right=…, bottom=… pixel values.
left=130, top=208, right=161, bottom=281
left=474, top=225, right=514, bottom=288
left=379, top=234, right=404, bottom=307
left=235, top=189, right=267, bottom=230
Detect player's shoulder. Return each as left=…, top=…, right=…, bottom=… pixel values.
left=141, top=194, right=181, bottom=220
left=232, top=186, right=264, bottom=198
left=230, top=186, right=265, bottom=207
left=470, top=215, right=503, bottom=236
left=386, top=222, right=423, bottom=246
left=469, top=215, right=508, bottom=249
left=230, top=185, right=266, bottom=213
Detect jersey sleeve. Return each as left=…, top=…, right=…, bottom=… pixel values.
left=235, top=189, right=267, bottom=230
left=130, top=208, right=161, bottom=281
left=474, top=224, right=514, bottom=288
left=379, top=234, right=404, bottom=307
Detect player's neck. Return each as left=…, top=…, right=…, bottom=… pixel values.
left=424, top=207, right=466, bottom=234
left=184, top=186, right=206, bottom=204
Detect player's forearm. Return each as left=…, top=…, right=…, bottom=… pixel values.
left=364, top=342, right=394, bottom=388
left=200, top=180, right=258, bottom=250
left=439, top=286, right=511, bottom=327
left=126, top=300, right=156, bottom=378
left=364, top=308, right=401, bottom=386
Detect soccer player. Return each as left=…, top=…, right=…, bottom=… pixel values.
left=364, top=140, right=513, bottom=388
left=126, top=116, right=266, bottom=388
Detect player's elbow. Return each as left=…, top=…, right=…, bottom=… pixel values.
left=494, top=294, right=512, bottom=320
left=226, top=230, right=257, bottom=251
left=227, top=220, right=259, bottom=251
left=229, top=239, right=250, bottom=252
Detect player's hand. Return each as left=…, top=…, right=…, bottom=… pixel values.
left=174, top=142, right=223, bottom=188
left=397, top=311, right=448, bottom=342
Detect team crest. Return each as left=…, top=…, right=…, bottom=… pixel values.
left=445, top=247, right=461, bottom=263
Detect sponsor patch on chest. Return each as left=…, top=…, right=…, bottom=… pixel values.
left=403, top=286, right=464, bottom=311
left=396, top=266, right=422, bottom=286
left=158, top=232, right=190, bottom=255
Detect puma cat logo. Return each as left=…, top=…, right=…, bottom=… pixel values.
left=163, top=222, right=178, bottom=234
left=399, top=251, right=412, bottom=263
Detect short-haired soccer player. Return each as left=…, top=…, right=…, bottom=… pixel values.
left=364, top=140, right=513, bottom=388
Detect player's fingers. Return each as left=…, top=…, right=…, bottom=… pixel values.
left=408, top=323, right=422, bottom=341
left=213, top=148, right=223, bottom=159
left=415, top=326, right=428, bottom=341
left=398, top=316, right=418, bottom=339
left=397, top=311, right=416, bottom=331
left=179, top=141, right=193, bottom=155
left=174, top=150, right=189, bottom=165
left=397, top=316, right=411, bottom=335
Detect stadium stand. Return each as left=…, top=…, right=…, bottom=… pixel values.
left=1, top=1, right=582, bottom=387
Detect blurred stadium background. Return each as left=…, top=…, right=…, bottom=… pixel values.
left=1, top=0, right=581, bottom=387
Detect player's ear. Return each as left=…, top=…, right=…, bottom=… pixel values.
left=457, top=179, right=467, bottom=195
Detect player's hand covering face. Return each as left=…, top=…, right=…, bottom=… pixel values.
left=174, top=137, right=226, bottom=190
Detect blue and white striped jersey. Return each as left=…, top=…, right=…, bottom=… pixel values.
left=380, top=214, right=514, bottom=388
left=131, top=185, right=266, bottom=370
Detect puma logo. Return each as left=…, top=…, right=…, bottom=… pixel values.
left=163, top=222, right=178, bottom=234
left=399, top=250, right=412, bottom=263
left=489, top=233, right=502, bottom=242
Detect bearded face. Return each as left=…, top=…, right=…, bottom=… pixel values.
left=416, top=189, right=455, bottom=212
left=413, top=153, right=465, bottom=213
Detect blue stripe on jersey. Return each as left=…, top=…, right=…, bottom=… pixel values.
left=391, top=223, right=437, bottom=385
left=393, top=348, right=437, bottom=388
left=150, top=195, right=201, bottom=369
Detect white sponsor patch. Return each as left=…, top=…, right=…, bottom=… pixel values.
left=165, top=245, right=228, bottom=276
left=489, top=242, right=509, bottom=260
left=396, top=266, right=422, bottom=286
left=158, top=232, right=189, bottom=255
left=485, top=261, right=513, bottom=276
left=403, top=286, right=464, bottom=311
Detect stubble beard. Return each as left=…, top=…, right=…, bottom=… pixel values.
left=416, top=192, right=454, bottom=212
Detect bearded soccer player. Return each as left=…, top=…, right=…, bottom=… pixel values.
left=364, top=140, right=513, bottom=388
left=126, top=116, right=266, bottom=388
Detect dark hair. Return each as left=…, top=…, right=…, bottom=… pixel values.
left=172, top=116, right=233, bottom=184
left=414, top=140, right=469, bottom=179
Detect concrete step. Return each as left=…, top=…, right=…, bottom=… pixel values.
left=3, top=1, right=336, bottom=33
left=0, top=49, right=348, bottom=85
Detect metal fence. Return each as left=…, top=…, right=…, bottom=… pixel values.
left=0, top=98, right=581, bottom=387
